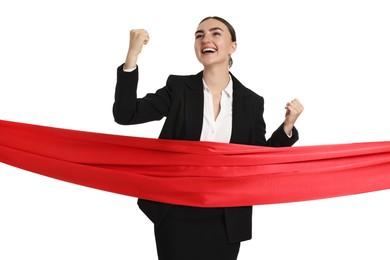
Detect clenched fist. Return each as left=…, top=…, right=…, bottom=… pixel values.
left=283, top=98, right=304, bottom=136
left=124, top=29, right=150, bottom=69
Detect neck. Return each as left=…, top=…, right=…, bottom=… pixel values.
left=202, top=65, right=231, bottom=94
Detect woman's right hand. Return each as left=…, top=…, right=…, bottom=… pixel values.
left=124, top=29, right=150, bottom=69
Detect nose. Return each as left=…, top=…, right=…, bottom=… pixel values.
left=202, top=33, right=212, bottom=43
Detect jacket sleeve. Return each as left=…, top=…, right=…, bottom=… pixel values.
left=267, top=123, right=299, bottom=147
left=113, top=64, right=172, bottom=125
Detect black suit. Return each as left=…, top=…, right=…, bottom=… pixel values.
left=113, top=64, right=298, bottom=244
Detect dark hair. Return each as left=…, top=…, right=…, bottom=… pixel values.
left=199, top=16, right=236, bottom=68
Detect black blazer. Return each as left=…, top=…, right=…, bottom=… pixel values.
left=113, top=64, right=298, bottom=243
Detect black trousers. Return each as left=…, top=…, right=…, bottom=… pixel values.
left=154, top=205, right=240, bottom=260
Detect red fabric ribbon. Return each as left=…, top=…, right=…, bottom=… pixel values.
left=1, top=119, right=390, bottom=207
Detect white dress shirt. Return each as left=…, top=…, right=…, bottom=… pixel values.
left=199, top=78, right=232, bottom=143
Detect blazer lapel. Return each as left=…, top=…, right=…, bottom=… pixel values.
left=184, top=71, right=204, bottom=141
left=230, top=73, right=252, bottom=144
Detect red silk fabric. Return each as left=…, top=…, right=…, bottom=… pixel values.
left=1, top=119, right=390, bottom=207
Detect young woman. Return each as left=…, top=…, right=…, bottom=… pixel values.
left=113, top=16, right=304, bottom=260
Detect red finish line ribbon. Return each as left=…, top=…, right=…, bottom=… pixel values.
left=1, top=119, right=390, bottom=207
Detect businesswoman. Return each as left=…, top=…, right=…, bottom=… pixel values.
left=113, top=16, right=304, bottom=260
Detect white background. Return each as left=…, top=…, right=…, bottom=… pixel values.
left=1, top=0, right=390, bottom=259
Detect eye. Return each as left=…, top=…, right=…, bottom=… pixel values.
left=195, top=34, right=203, bottom=39
left=213, top=31, right=221, bottom=36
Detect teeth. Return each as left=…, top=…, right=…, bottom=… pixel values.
left=202, top=48, right=216, bottom=53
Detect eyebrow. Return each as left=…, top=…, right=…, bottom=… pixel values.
left=195, top=27, right=224, bottom=35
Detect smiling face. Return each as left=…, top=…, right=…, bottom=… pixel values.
left=194, top=18, right=237, bottom=69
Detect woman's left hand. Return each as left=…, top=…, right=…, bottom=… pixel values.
left=283, top=98, right=304, bottom=136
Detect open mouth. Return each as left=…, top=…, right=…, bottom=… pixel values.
left=202, top=47, right=217, bottom=54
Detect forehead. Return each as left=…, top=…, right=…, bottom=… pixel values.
left=196, top=18, right=228, bottom=32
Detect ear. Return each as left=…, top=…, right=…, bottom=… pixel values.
left=229, top=42, right=237, bottom=55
